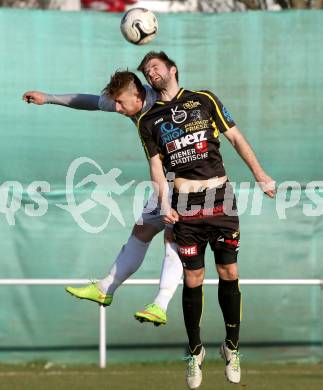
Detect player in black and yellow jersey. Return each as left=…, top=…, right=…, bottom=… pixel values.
left=137, top=51, right=276, bottom=388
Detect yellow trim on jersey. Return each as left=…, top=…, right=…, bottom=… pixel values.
left=155, top=101, right=165, bottom=105
left=193, top=90, right=231, bottom=131
left=136, top=109, right=152, bottom=160
left=176, top=88, right=184, bottom=99
left=211, top=119, right=220, bottom=138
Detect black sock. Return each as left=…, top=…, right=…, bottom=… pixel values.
left=182, top=283, right=203, bottom=355
left=218, top=278, right=241, bottom=350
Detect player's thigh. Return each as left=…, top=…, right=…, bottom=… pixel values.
left=133, top=199, right=165, bottom=242
left=209, top=217, right=240, bottom=271
left=174, top=221, right=208, bottom=271
left=132, top=222, right=163, bottom=242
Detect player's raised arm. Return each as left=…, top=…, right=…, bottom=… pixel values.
left=22, top=91, right=101, bottom=110
left=224, top=125, right=276, bottom=198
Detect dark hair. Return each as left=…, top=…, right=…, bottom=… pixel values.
left=102, top=70, right=145, bottom=99
left=137, top=51, right=179, bottom=82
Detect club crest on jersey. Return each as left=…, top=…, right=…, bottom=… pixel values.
left=190, top=109, right=202, bottom=121
left=171, top=106, right=187, bottom=124
left=194, top=140, right=208, bottom=153
left=166, top=130, right=207, bottom=153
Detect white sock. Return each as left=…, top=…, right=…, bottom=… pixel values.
left=99, top=235, right=150, bottom=295
left=153, top=242, right=183, bottom=311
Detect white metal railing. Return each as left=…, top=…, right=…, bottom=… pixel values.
left=0, top=278, right=322, bottom=368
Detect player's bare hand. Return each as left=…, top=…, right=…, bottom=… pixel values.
left=256, top=173, right=276, bottom=198
left=163, top=208, right=179, bottom=225
left=22, top=91, right=47, bottom=105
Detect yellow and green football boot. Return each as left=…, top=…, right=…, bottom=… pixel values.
left=65, top=282, right=113, bottom=306
left=134, top=303, right=167, bottom=326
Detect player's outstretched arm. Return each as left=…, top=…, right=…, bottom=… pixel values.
left=224, top=125, right=276, bottom=198
left=22, top=91, right=47, bottom=105
left=22, top=91, right=100, bottom=110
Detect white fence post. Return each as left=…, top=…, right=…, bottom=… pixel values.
left=99, top=304, right=107, bottom=368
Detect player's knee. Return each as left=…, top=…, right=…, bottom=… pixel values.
left=132, top=223, right=159, bottom=242
left=184, top=268, right=204, bottom=288
left=216, top=263, right=238, bottom=281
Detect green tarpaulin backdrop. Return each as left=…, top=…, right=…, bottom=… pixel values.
left=0, top=9, right=322, bottom=363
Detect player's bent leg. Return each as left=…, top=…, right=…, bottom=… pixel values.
left=100, top=208, right=163, bottom=293
left=65, top=222, right=161, bottom=306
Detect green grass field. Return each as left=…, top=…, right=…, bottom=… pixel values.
left=1, top=362, right=323, bottom=390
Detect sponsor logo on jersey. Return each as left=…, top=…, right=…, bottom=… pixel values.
left=171, top=106, right=187, bottom=123
left=185, top=119, right=209, bottom=133
left=183, top=100, right=201, bottom=110
left=160, top=122, right=185, bottom=145
left=222, top=106, right=234, bottom=123
left=166, top=130, right=207, bottom=153
left=190, top=109, right=202, bottom=121
left=179, top=244, right=198, bottom=257
left=194, top=141, right=208, bottom=153
left=154, top=117, right=164, bottom=125
left=170, top=149, right=208, bottom=167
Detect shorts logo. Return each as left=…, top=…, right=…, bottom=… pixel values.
left=179, top=244, right=198, bottom=257
left=194, top=141, right=208, bottom=153
left=224, top=239, right=239, bottom=247
left=166, top=130, right=207, bottom=153
left=171, top=106, right=187, bottom=124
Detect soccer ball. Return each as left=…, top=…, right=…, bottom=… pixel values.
left=120, top=8, right=158, bottom=45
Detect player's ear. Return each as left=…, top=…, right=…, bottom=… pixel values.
left=170, top=66, right=177, bottom=78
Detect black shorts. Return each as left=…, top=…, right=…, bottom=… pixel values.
left=172, top=183, right=240, bottom=270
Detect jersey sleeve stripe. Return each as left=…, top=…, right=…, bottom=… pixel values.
left=195, top=91, right=230, bottom=131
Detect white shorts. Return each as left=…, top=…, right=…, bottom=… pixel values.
left=136, top=193, right=171, bottom=232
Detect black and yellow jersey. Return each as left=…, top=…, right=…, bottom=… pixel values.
left=137, top=88, right=235, bottom=180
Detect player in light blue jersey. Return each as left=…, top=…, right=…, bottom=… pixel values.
left=23, top=71, right=183, bottom=326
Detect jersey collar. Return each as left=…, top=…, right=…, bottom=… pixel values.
left=155, top=88, right=185, bottom=105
